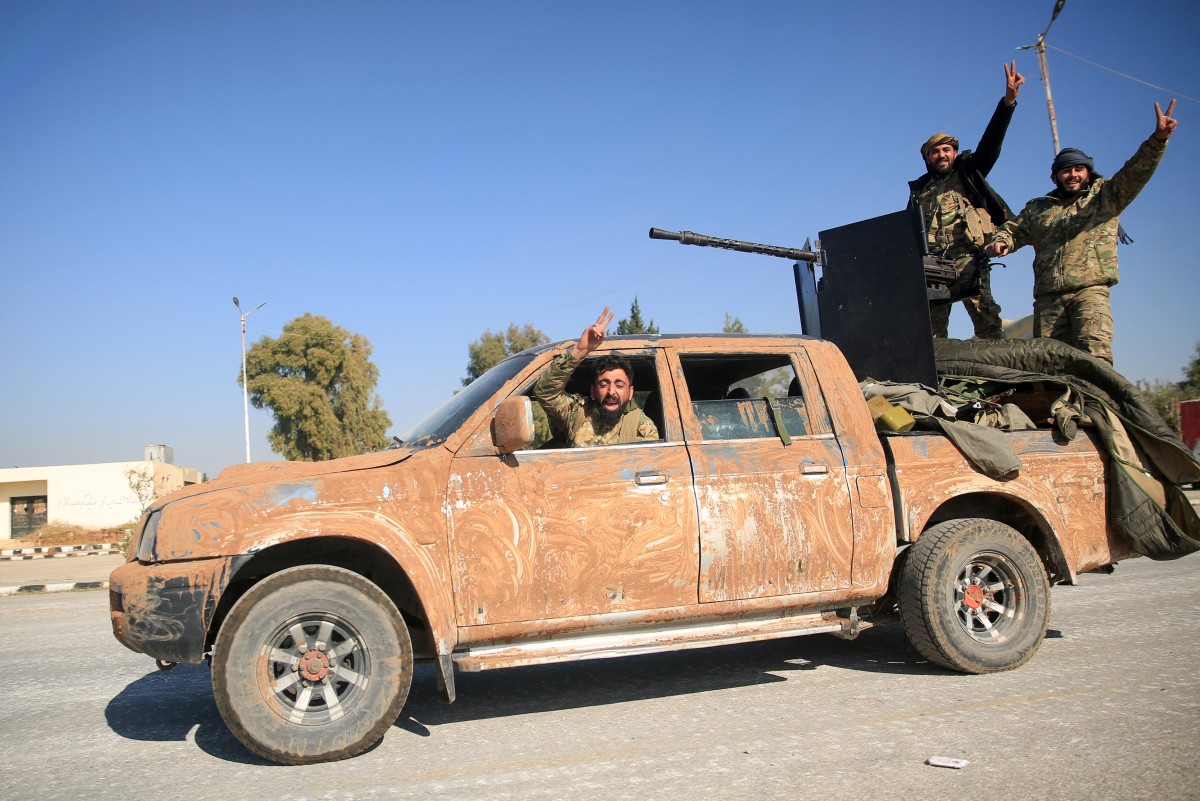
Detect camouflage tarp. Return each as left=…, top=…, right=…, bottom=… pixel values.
left=934, top=337, right=1200, bottom=560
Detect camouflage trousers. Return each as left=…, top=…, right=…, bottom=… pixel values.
left=929, top=252, right=1004, bottom=340
left=1034, top=284, right=1114, bottom=364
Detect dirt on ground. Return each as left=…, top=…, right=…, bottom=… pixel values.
left=5, top=523, right=132, bottom=550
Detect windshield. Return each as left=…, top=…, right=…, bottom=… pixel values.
left=399, top=354, right=535, bottom=447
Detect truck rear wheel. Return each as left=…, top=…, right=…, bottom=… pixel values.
left=212, top=565, right=413, bottom=764
left=899, top=519, right=1049, bottom=673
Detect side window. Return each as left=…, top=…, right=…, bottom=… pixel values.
left=680, top=354, right=807, bottom=441
left=521, top=355, right=663, bottom=449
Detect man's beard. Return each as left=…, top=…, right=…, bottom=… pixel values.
left=598, top=394, right=623, bottom=423
left=1055, top=178, right=1089, bottom=196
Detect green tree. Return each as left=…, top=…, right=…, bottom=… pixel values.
left=1137, top=341, right=1200, bottom=437
left=1137, top=378, right=1182, bottom=435
left=463, top=323, right=549, bottom=386
left=722, top=313, right=748, bottom=333
left=242, top=313, right=392, bottom=461
left=616, top=296, right=659, bottom=334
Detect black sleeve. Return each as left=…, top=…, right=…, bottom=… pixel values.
left=971, top=98, right=1016, bottom=177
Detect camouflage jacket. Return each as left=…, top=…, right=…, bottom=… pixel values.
left=992, top=136, right=1168, bottom=297
left=532, top=350, right=659, bottom=447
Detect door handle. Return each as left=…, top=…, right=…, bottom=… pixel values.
left=635, top=471, right=668, bottom=485
left=801, top=464, right=829, bottom=475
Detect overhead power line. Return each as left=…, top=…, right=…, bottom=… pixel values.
left=1047, top=45, right=1199, bottom=105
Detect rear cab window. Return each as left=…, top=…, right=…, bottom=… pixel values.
left=673, top=349, right=830, bottom=442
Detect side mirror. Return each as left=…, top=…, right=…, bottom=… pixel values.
left=492, top=397, right=535, bottom=454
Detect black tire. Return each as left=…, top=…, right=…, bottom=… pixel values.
left=899, top=519, right=1050, bottom=674
left=212, top=565, right=413, bottom=764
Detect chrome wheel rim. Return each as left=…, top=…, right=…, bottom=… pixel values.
left=259, top=612, right=372, bottom=726
left=953, top=551, right=1026, bottom=643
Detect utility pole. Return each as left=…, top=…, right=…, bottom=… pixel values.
left=1018, top=0, right=1067, bottom=156
left=233, top=296, right=266, bottom=463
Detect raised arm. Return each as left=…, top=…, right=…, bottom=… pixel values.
left=1095, top=100, right=1177, bottom=217
left=973, top=62, right=1025, bottom=175
left=535, top=307, right=615, bottom=428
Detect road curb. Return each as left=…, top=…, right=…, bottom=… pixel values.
left=0, top=543, right=122, bottom=561
left=0, top=580, right=110, bottom=597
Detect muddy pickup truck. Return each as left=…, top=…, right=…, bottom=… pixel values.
left=110, top=333, right=1138, bottom=764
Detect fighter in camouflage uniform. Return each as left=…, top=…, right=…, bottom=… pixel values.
left=533, top=307, right=659, bottom=447
left=987, top=101, right=1179, bottom=364
left=908, top=62, right=1024, bottom=340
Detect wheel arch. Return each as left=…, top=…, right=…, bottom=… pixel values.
left=916, top=491, right=1075, bottom=585
left=210, top=531, right=459, bottom=702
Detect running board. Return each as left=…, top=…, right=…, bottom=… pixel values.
left=452, top=607, right=867, bottom=672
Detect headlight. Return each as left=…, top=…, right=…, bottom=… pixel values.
left=135, top=509, right=160, bottom=562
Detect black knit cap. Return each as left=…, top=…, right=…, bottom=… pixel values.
left=1052, top=147, right=1094, bottom=174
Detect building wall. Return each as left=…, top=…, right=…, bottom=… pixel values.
left=0, top=461, right=204, bottom=540
left=1002, top=314, right=1034, bottom=340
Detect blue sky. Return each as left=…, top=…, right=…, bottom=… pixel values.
left=2, top=1, right=1197, bottom=478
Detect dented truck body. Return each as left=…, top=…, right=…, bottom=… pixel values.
left=109, top=334, right=1134, bottom=764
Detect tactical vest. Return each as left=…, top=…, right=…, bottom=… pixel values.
left=568, top=402, right=646, bottom=446
left=917, top=171, right=995, bottom=255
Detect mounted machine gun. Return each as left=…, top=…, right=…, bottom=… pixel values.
left=648, top=226, right=961, bottom=300
left=649, top=208, right=956, bottom=387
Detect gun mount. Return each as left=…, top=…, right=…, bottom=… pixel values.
left=649, top=208, right=951, bottom=387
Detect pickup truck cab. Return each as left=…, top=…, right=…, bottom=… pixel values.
left=109, top=334, right=1129, bottom=764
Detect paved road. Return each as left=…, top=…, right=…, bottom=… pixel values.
left=2, top=553, right=1198, bottom=801
left=0, top=553, right=124, bottom=588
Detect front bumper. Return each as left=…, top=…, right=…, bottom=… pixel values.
left=109, top=557, right=235, bottom=664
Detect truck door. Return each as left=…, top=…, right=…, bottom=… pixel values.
left=668, top=346, right=855, bottom=602
left=447, top=348, right=699, bottom=627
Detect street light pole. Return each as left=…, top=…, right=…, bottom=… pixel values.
left=1018, top=0, right=1067, bottom=157
left=233, top=296, right=266, bottom=463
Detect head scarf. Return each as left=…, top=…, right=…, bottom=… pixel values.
left=921, top=133, right=960, bottom=161
left=1051, top=147, right=1094, bottom=174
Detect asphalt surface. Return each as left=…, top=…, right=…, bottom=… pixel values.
left=0, top=550, right=126, bottom=593
left=4, top=542, right=1199, bottom=801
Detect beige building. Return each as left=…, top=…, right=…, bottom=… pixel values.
left=0, top=445, right=204, bottom=540
left=1002, top=314, right=1034, bottom=340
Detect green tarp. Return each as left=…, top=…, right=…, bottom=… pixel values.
left=934, top=338, right=1200, bottom=560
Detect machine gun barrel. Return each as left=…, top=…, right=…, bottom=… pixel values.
left=649, top=227, right=820, bottom=263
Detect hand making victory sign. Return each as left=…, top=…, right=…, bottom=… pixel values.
left=573, top=306, right=614, bottom=359
left=1003, top=60, right=1025, bottom=106
left=1153, top=99, right=1178, bottom=142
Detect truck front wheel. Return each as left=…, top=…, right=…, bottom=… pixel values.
left=212, top=565, right=413, bottom=764
left=899, top=519, right=1050, bottom=673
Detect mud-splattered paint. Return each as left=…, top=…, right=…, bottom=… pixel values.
left=110, top=334, right=1135, bottom=698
